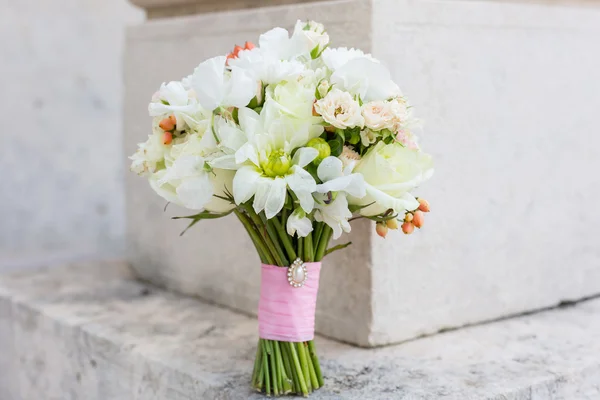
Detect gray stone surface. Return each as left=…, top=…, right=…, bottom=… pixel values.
left=130, top=0, right=328, bottom=19
left=124, top=0, right=600, bottom=347
left=0, top=0, right=143, bottom=267
left=1, top=261, right=600, bottom=399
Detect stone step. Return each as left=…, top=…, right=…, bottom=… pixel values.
left=1, top=261, right=599, bottom=399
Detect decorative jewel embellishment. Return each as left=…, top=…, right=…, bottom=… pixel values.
left=287, top=258, right=308, bottom=288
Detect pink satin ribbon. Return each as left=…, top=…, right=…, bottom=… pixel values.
left=258, top=262, right=322, bottom=342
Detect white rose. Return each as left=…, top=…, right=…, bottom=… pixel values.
left=314, top=88, right=364, bottom=129
left=361, top=101, right=396, bottom=131
left=348, top=142, right=433, bottom=216
left=292, top=20, right=329, bottom=57
left=388, top=97, right=410, bottom=130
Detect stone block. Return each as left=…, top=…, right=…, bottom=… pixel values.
left=124, top=0, right=600, bottom=346
left=1, top=261, right=600, bottom=399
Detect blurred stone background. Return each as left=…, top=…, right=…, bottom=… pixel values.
left=0, top=0, right=143, bottom=270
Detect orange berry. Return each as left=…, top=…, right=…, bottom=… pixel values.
left=162, top=131, right=173, bottom=145
left=412, top=210, right=424, bottom=228
left=159, top=117, right=175, bottom=131
left=404, top=213, right=413, bottom=223
left=376, top=222, right=388, bottom=238
left=168, top=114, right=177, bottom=126
left=418, top=198, right=430, bottom=213
left=244, top=41, right=256, bottom=50
left=401, top=222, right=415, bottom=235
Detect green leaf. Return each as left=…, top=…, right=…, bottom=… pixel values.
left=172, top=210, right=234, bottom=236
left=310, top=46, right=320, bottom=60
left=348, top=130, right=361, bottom=145
left=348, top=202, right=375, bottom=213
left=324, top=241, right=352, bottom=256
left=328, top=138, right=343, bottom=157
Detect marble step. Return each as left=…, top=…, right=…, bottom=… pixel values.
left=0, top=261, right=598, bottom=399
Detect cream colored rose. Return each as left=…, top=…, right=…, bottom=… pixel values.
left=361, top=101, right=395, bottom=131
left=314, top=88, right=364, bottom=129
left=348, top=142, right=433, bottom=216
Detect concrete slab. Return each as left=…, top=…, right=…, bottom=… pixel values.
left=1, top=261, right=599, bottom=399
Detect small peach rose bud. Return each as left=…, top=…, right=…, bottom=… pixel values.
left=244, top=41, right=256, bottom=50
left=233, top=45, right=244, bottom=57
left=162, top=131, right=173, bottom=145
left=404, top=213, right=413, bottom=223
left=386, top=218, right=399, bottom=230
left=401, top=221, right=415, bottom=235
left=418, top=198, right=430, bottom=213
left=159, top=117, right=175, bottom=131
left=412, top=210, right=424, bottom=228
left=376, top=222, right=389, bottom=238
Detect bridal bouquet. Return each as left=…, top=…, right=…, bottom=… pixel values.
left=130, top=20, right=433, bottom=396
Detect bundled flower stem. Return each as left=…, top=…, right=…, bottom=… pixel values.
left=236, top=204, right=330, bottom=396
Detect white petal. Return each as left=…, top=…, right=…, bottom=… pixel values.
left=238, top=107, right=261, bottom=138
left=252, top=178, right=270, bottom=214
left=170, top=156, right=205, bottom=178
left=216, top=117, right=247, bottom=151
left=259, top=27, right=291, bottom=59
left=264, top=177, right=287, bottom=219
left=286, top=166, right=316, bottom=213
left=292, top=147, right=319, bottom=168
left=192, top=56, right=226, bottom=111
left=235, top=142, right=260, bottom=167
left=344, top=174, right=366, bottom=198
left=317, top=156, right=344, bottom=182
left=209, top=155, right=238, bottom=170
left=233, top=166, right=261, bottom=204
left=176, top=174, right=213, bottom=210
left=224, top=67, right=256, bottom=108
left=286, top=211, right=313, bottom=238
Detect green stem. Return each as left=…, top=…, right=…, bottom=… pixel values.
left=289, top=342, right=309, bottom=395
left=267, top=340, right=279, bottom=395
left=296, top=342, right=311, bottom=392
left=280, top=341, right=293, bottom=390
left=306, top=344, right=319, bottom=390
left=308, top=340, right=324, bottom=387
left=272, top=216, right=297, bottom=261
left=265, top=217, right=289, bottom=266
left=298, top=237, right=304, bottom=262
left=313, top=222, right=324, bottom=258
left=235, top=210, right=272, bottom=264
left=314, top=226, right=332, bottom=262
left=304, top=231, right=313, bottom=262
left=251, top=342, right=262, bottom=386
left=243, top=205, right=284, bottom=266
left=275, top=341, right=291, bottom=394
left=262, top=340, right=271, bottom=396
